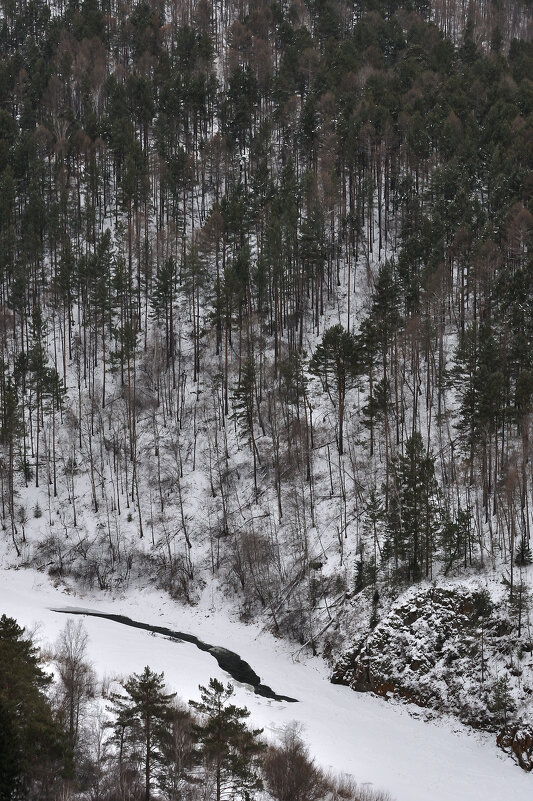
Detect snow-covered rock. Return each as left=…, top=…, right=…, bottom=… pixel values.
left=333, top=580, right=533, bottom=769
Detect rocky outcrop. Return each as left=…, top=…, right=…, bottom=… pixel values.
left=497, top=724, right=533, bottom=771
left=333, top=582, right=533, bottom=769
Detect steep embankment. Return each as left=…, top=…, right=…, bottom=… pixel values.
left=333, top=578, right=533, bottom=770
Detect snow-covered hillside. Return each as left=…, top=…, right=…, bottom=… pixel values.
left=2, top=3, right=533, bottom=799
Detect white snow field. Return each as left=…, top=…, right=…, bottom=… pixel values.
left=1, top=564, right=532, bottom=801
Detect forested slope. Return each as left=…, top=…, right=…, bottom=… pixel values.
left=1, top=0, right=533, bottom=758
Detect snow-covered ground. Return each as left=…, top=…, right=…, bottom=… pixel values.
left=2, top=562, right=532, bottom=801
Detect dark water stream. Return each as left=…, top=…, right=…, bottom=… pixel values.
left=53, top=608, right=297, bottom=703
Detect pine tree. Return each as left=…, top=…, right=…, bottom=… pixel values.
left=472, top=589, right=493, bottom=686
left=155, top=702, right=197, bottom=801
left=504, top=571, right=532, bottom=638
left=361, top=487, right=385, bottom=583
left=0, top=367, right=22, bottom=553
left=233, top=356, right=260, bottom=498
left=189, top=678, right=264, bottom=801
left=385, top=432, right=440, bottom=583
left=152, top=257, right=177, bottom=373
left=360, top=261, right=401, bottom=464
left=491, top=674, right=515, bottom=725
left=181, top=235, right=208, bottom=382
left=108, top=666, right=176, bottom=801
left=0, top=615, right=67, bottom=801
left=440, top=505, right=473, bottom=573
left=309, top=324, right=362, bottom=455
left=515, top=534, right=532, bottom=567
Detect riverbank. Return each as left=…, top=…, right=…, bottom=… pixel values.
left=1, top=564, right=532, bottom=801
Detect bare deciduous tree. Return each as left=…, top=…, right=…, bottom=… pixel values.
left=262, top=723, right=327, bottom=801
left=54, top=619, right=95, bottom=752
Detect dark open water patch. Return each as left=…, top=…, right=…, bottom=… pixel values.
left=52, top=608, right=298, bottom=703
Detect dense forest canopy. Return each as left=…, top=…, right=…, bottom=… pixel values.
left=0, top=0, right=532, bottom=648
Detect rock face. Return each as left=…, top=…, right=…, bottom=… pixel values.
left=333, top=586, right=491, bottom=715
left=332, top=583, right=533, bottom=769
left=497, top=725, right=533, bottom=772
